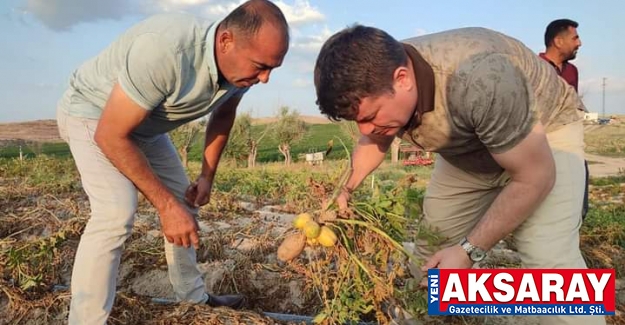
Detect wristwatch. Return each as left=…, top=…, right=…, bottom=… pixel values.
left=459, top=237, right=487, bottom=262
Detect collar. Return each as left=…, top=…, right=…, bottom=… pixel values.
left=205, top=19, right=224, bottom=89
left=539, top=52, right=567, bottom=74
left=402, top=43, right=435, bottom=130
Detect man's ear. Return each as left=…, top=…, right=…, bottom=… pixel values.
left=553, top=35, right=564, bottom=49
left=393, top=66, right=414, bottom=91
left=218, top=30, right=234, bottom=53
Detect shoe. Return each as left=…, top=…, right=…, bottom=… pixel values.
left=206, top=293, right=246, bottom=309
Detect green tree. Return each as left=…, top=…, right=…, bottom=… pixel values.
left=274, top=106, right=308, bottom=165
left=224, top=113, right=251, bottom=166
left=169, top=119, right=206, bottom=168
left=248, top=125, right=271, bottom=169
left=224, top=112, right=272, bottom=168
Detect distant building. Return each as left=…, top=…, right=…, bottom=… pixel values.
left=584, top=112, right=599, bottom=122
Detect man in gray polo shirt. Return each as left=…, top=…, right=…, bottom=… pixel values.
left=56, top=0, right=289, bottom=323
left=314, top=25, right=603, bottom=325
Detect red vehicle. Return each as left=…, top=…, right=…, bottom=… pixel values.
left=400, top=145, right=433, bottom=166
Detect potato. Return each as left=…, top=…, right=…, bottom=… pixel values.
left=306, top=238, right=318, bottom=246
left=317, top=226, right=338, bottom=247
left=277, top=232, right=307, bottom=261
left=303, top=220, right=321, bottom=239
left=292, top=213, right=313, bottom=229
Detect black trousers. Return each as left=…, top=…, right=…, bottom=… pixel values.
left=582, top=160, right=589, bottom=220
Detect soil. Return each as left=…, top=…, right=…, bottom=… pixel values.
left=0, top=120, right=62, bottom=145
left=1, top=188, right=623, bottom=324
left=586, top=153, right=625, bottom=177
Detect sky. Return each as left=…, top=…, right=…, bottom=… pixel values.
left=1, top=0, right=624, bottom=123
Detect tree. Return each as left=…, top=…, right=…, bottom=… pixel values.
left=391, top=137, right=402, bottom=163
left=224, top=112, right=272, bottom=168
left=169, top=119, right=206, bottom=168
left=248, top=124, right=271, bottom=169
left=224, top=113, right=251, bottom=166
left=273, top=106, right=308, bottom=165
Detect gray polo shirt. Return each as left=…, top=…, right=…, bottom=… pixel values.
left=58, top=13, right=246, bottom=138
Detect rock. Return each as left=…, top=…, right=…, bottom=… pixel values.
left=238, top=201, right=256, bottom=212
left=256, top=210, right=296, bottom=225
left=617, top=279, right=625, bottom=305
left=200, top=261, right=230, bottom=292
left=214, top=221, right=232, bottom=230
left=129, top=269, right=174, bottom=299
left=118, top=262, right=134, bottom=283
left=280, top=280, right=305, bottom=309
left=235, top=217, right=254, bottom=227
left=147, top=230, right=162, bottom=239
left=198, top=220, right=234, bottom=233
left=232, top=238, right=258, bottom=252
left=270, top=226, right=289, bottom=237
left=259, top=205, right=283, bottom=212
left=197, top=220, right=214, bottom=233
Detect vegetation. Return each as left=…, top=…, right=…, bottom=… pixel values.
left=0, top=142, right=70, bottom=159
left=0, top=154, right=623, bottom=324
left=272, top=107, right=309, bottom=165
left=584, top=124, right=625, bottom=157
left=168, top=119, right=206, bottom=168
left=0, top=118, right=624, bottom=324
left=0, top=119, right=353, bottom=164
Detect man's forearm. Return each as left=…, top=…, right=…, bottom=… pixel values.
left=467, top=179, right=552, bottom=250
left=200, top=104, right=237, bottom=181
left=97, top=136, right=177, bottom=212
left=344, top=135, right=393, bottom=191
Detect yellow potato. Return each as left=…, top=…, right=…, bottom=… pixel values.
left=306, top=238, right=318, bottom=246
left=317, top=226, right=338, bottom=247
left=303, top=220, right=321, bottom=239
left=292, top=213, right=313, bottom=229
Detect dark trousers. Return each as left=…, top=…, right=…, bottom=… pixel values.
left=582, top=160, right=589, bottom=220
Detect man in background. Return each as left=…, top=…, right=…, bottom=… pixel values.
left=540, top=19, right=589, bottom=219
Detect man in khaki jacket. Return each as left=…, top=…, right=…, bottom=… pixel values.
left=314, top=25, right=603, bottom=325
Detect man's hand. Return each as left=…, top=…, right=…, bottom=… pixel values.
left=336, top=188, right=351, bottom=211
left=330, top=134, right=393, bottom=214
left=185, top=177, right=212, bottom=208
left=159, top=202, right=200, bottom=249
left=419, top=245, right=473, bottom=287
left=422, top=245, right=473, bottom=271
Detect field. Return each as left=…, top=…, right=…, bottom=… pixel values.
left=0, top=119, right=352, bottom=163
left=1, top=155, right=624, bottom=324
left=0, top=119, right=624, bottom=324
left=584, top=123, right=625, bottom=158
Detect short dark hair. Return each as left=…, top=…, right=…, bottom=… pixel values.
left=314, top=25, right=407, bottom=121
left=544, top=19, right=578, bottom=48
left=221, top=0, right=289, bottom=43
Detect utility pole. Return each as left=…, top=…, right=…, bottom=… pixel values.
left=602, top=77, right=606, bottom=118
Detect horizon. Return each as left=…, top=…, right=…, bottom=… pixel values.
left=1, top=0, right=624, bottom=123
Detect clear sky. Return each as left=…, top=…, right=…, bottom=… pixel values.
left=1, top=0, right=624, bottom=122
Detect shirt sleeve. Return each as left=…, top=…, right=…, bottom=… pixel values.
left=463, top=54, right=537, bottom=154
left=118, top=34, right=178, bottom=110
